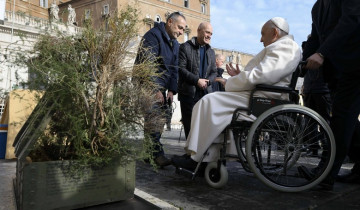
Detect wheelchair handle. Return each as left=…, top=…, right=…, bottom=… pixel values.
left=298, top=61, right=308, bottom=77
left=299, top=61, right=307, bottom=65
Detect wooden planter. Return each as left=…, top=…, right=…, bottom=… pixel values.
left=14, top=160, right=135, bottom=210
left=12, top=93, right=136, bottom=210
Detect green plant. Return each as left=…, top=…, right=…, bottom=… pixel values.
left=15, top=6, right=162, bottom=168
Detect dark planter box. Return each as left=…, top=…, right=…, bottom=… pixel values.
left=14, top=160, right=135, bottom=210
left=12, top=93, right=136, bottom=210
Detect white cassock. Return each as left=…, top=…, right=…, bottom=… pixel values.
left=185, top=35, right=302, bottom=162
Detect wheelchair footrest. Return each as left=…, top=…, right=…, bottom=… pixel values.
left=175, top=167, right=197, bottom=180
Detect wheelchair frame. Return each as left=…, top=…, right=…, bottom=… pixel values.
left=177, top=63, right=336, bottom=192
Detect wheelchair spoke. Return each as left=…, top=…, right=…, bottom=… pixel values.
left=246, top=105, right=335, bottom=192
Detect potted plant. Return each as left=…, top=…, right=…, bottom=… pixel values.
left=11, top=6, right=162, bottom=210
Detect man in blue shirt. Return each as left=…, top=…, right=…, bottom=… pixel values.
left=135, top=12, right=186, bottom=167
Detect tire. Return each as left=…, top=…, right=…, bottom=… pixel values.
left=246, top=104, right=335, bottom=192
left=205, top=162, right=228, bottom=188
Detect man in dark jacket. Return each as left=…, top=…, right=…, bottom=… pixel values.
left=212, top=54, right=226, bottom=92
left=135, top=12, right=186, bottom=167
left=178, top=22, right=217, bottom=139
left=302, top=0, right=360, bottom=190
left=301, top=39, right=332, bottom=157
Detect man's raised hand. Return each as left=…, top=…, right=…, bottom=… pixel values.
left=226, top=62, right=241, bottom=76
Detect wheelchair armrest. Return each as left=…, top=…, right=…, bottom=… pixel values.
left=231, top=107, right=250, bottom=122
left=255, top=84, right=293, bottom=93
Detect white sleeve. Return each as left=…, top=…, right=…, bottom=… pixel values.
left=225, top=38, right=301, bottom=92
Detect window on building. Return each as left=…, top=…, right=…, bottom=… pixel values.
left=155, top=15, right=161, bottom=23
left=184, top=32, right=189, bottom=42
left=184, top=0, right=189, bottom=8
left=103, top=4, right=109, bottom=16
left=85, top=9, right=91, bottom=20
left=201, top=3, right=206, bottom=14
left=40, top=0, right=48, bottom=8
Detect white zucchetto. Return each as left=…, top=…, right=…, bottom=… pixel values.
left=270, top=17, right=289, bottom=34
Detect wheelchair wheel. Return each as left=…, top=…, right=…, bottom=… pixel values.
left=246, top=104, right=335, bottom=192
left=205, top=162, right=228, bottom=188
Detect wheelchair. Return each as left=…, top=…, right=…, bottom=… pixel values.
left=177, top=62, right=336, bottom=192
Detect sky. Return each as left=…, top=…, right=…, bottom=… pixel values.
left=210, top=0, right=317, bottom=55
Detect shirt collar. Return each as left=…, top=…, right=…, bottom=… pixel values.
left=160, top=22, right=175, bottom=44
left=164, top=31, right=171, bottom=42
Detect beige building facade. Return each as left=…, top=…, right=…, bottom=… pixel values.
left=5, top=0, right=72, bottom=20
left=213, top=47, right=254, bottom=71
left=56, top=0, right=211, bottom=45
left=0, top=0, right=253, bottom=126
left=5, top=0, right=50, bottom=20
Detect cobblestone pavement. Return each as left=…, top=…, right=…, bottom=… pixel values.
left=135, top=129, right=360, bottom=210
left=1, top=128, right=360, bottom=210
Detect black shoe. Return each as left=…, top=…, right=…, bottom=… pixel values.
left=172, top=153, right=191, bottom=160
left=298, top=166, right=334, bottom=191
left=172, top=156, right=198, bottom=171
left=337, top=172, right=360, bottom=184
left=155, top=155, right=171, bottom=168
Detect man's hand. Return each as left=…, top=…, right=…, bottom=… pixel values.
left=226, top=63, right=241, bottom=76
left=155, top=90, right=164, bottom=104
left=215, top=77, right=227, bottom=86
left=305, top=53, right=324, bottom=70
left=167, top=91, right=174, bottom=103
left=197, top=79, right=209, bottom=90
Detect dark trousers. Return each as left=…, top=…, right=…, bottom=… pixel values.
left=303, top=93, right=332, bottom=123
left=165, top=101, right=173, bottom=129
left=303, top=93, right=332, bottom=153
left=144, top=92, right=168, bottom=158
left=328, top=72, right=360, bottom=178
left=179, top=92, right=204, bottom=139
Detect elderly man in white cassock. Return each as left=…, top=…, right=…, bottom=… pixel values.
left=172, top=17, right=302, bottom=171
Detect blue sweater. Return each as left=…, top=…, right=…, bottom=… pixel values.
left=135, top=22, right=179, bottom=94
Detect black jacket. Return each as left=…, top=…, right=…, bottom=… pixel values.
left=178, top=37, right=217, bottom=99
left=212, top=67, right=225, bottom=92
left=303, top=0, right=360, bottom=87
